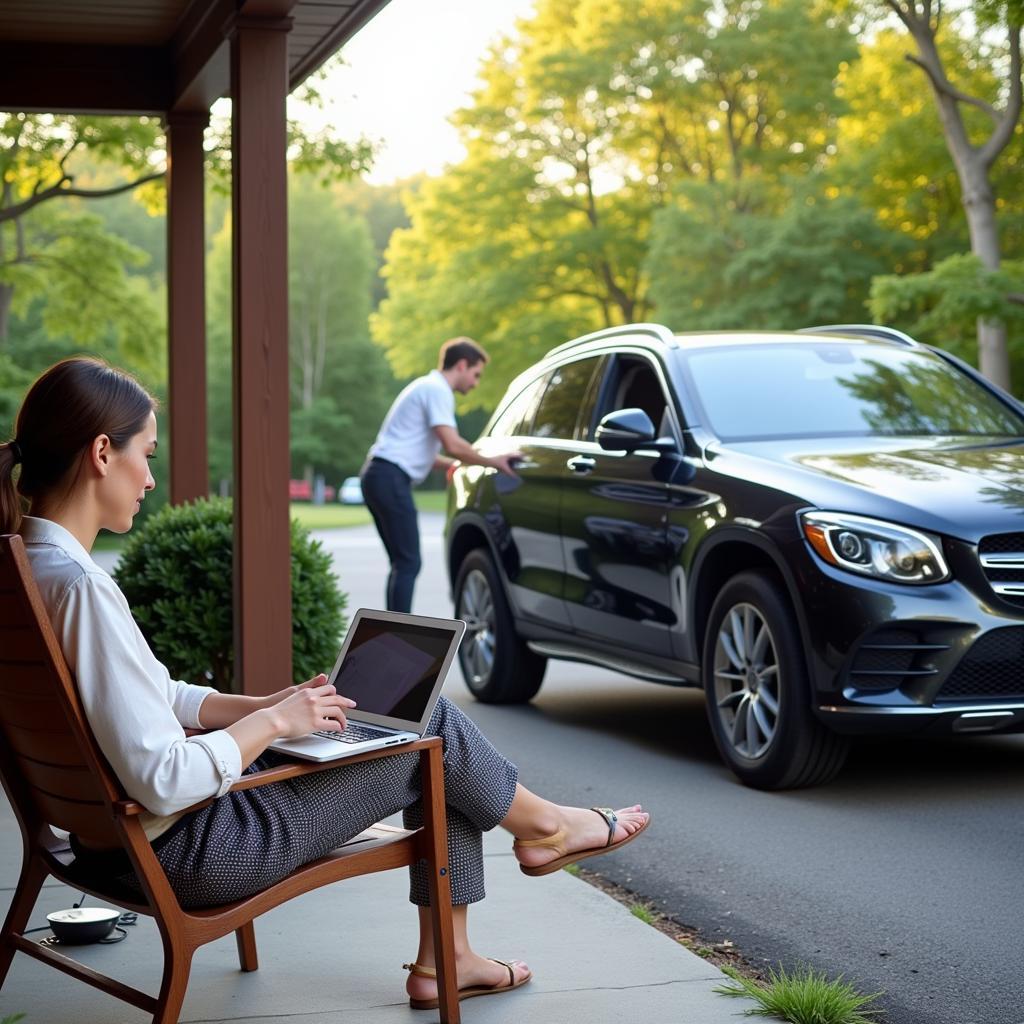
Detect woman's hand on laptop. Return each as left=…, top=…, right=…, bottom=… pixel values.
left=225, top=675, right=358, bottom=768
left=271, top=675, right=358, bottom=739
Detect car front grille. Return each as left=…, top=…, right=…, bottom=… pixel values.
left=978, top=533, right=1024, bottom=608
left=935, top=626, right=1024, bottom=702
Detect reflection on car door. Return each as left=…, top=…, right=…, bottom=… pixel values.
left=478, top=357, right=602, bottom=628
left=560, top=353, right=679, bottom=657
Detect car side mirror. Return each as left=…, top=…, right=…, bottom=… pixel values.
left=595, top=408, right=679, bottom=454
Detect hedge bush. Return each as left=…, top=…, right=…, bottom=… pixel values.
left=115, top=497, right=346, bottom=691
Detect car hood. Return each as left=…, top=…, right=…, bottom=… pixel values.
left=711, top=436, right=1024, bottom=542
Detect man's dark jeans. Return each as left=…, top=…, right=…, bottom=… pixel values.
left=360, top=457, right=421, bottom=613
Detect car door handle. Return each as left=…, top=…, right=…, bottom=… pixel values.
left=566, top=455, right=596, bottom=474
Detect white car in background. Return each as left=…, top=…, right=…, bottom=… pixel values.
left=339, top=476, right=364, bottom=505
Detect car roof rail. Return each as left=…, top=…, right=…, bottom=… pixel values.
left=544, top=322, right=677, bottom=360
left=797, top=323, right=920, bottom=348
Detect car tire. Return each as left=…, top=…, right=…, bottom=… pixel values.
left=454, top=548, right=546, bottom=704
left=702, top=571, right=849, bottom=789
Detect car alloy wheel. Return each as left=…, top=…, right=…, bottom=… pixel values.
left=712, top=602, right=780, bottom=760
left=702, top=571, right=848, bottom=789
left=453, top=548, right=547, bottom=703
left=459, top=567, right=496, bottom=687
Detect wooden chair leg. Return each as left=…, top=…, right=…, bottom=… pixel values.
left=235, top=920, right=258, bottom=972
left=0, top=854, right=49, bottom=986
left=420, top=745, right=460, bottom=1024
left=152, top=939, right=195, bottom=1024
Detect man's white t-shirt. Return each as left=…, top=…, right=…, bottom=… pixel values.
left=368, top=369, right=457, bottom=484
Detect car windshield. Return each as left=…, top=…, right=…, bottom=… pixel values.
left=680, top=342, right=1024, bottom=441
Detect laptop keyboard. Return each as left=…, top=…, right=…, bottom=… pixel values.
left=314, top=722, right=392, bottom=745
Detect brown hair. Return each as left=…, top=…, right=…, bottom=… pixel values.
left=438, top=336, right=489, bottom=370
left=0, top=358, right=156, bottom=535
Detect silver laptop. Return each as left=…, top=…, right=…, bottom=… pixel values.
left=268, top=608, right=465, bottom=763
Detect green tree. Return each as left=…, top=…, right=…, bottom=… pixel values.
left=0, top=62, right=372, bottom=348
left=288, top=179, right=394, bottom=482
left=332, top=176, right=416, bottom=308
left=870, top=252, right=1024, bottom=380
left=833, top=28, right=976, bottom=270
left=869, top=0, right=1024, bottom=388
left=648, top=178, right=909, bottom=329
left=0, top=115, right=165, bottom=343
left=374, top=0, right=859, bottom=408
left=206, top=179, right=396, bottom=491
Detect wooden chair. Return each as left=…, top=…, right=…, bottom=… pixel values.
left=0, top=534, right=460, bottom=1023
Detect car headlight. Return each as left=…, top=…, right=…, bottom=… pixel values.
left=800, top=512, right=949, bottom=585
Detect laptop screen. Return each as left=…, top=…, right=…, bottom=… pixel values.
left=328, top=614, right=460, bottom=728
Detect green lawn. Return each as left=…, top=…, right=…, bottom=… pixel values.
left=95, top=490, right=449, bottom=550
left=289, top=489, right=448, bottom=529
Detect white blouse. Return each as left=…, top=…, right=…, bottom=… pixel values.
left=20, top=517, right=242, bottom=835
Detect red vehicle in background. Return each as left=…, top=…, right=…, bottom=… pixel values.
left=289, top=479, right=335, bottom=502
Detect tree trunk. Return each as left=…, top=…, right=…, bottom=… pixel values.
left=961, top=160, right=1010, bottom=389
left=889, top=3, right=1020, bottom=391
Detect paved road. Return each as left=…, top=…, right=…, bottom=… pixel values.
left=115, top=514, right=1024, bottom=1024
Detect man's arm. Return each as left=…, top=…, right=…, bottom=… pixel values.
left=433, top=424, right=521, bottom=477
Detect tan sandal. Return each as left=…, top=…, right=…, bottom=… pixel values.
left=403, top=957, right=532, bottom=1010
left=513, top=806, right=651, bottom=877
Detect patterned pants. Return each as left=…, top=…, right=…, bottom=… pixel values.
left=123, top=697, right=518, bottom=909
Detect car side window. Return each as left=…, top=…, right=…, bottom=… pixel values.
left=488, top=375, right=547, bottom=438
left=591, top=355, right=673, bottom=438
left=531, top=357, right=601, bottom=440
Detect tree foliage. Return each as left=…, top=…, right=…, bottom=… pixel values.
left=206, top=177, right=396, bottom=490
left=864, top=0, right=1024, bottom=386
left=371, top=0, right=1024, bottom=401
left=649, top=178, right=908, bottom=330
left=374, top=0, right=863, bottom=407
left=0, top=62, right=373, bottom=353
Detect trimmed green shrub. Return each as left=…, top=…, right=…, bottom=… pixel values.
left=115, top=497, right=346, bottom=691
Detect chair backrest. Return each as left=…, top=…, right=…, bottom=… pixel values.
left=0, top=533, right=125, bottom=847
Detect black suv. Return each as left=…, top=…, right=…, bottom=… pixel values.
left=445, top=323, right=1024, bottom=788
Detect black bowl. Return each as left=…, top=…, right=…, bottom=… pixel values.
left=47, top=907, right=120, bottom=944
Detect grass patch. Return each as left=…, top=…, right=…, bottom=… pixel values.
left=563, top=863, right=581, bottom=877
left=630, top=902, right=657, bottom=925
left=289, top=491, right=446, bottom=528
left=287, top=504, right=374, bottom=529
left=413, top=490, right=448, bottom=514
left=715, top=964, right=883, bottom=1024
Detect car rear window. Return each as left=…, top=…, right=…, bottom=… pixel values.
left=681, top=342, right=1024, bottom=440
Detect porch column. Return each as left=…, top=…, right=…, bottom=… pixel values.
left=229, top=15, right=293, bottom=695
left=165, top=111, right=209, bottom=505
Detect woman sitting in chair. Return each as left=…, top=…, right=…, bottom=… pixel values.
left=0, top=357, right=650, bottom=1010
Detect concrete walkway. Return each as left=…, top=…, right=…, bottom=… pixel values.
left=0, top=792, right=757, bottom=1024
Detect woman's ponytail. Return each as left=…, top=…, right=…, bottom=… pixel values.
left=0, top=439, right=23, bottom=535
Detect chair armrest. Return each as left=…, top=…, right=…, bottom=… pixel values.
left=111, top=736, right=442, bottom=818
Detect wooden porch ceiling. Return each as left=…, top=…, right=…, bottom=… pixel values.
left=0, top=0, right=391, bottom=114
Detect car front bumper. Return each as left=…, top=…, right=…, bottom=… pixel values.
left=785, top=535, right=1024, bottom=736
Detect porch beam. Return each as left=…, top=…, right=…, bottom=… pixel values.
left=168, top=0, right=235, bottom=114
left=230, top=14, right=294, bottom=696
left=0, top=43, right=169, bottom=115
left=166, top=111, right=210, bottom=506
